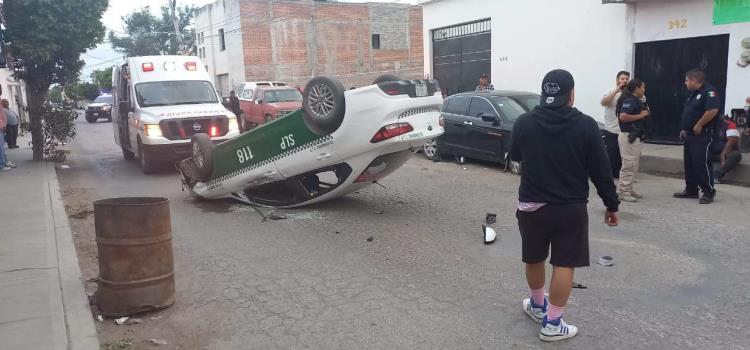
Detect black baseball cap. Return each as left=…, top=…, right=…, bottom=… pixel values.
left=540, top=69, right=574, bottom=108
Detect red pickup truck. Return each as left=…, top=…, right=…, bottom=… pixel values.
left=238, top=86, right=303, bottom=131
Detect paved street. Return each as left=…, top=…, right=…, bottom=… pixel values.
left=58, top=116, right=750, bottom=350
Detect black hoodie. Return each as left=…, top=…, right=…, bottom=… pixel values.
left=510, top=106, right=619, bottom=212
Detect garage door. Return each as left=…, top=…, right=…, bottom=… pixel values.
left=634, top=34, right=729, bottom=144
left=432, top=19, right=491, bottom=96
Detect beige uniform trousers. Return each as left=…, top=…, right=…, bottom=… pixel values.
left=617, top=132, right=643, bottom=193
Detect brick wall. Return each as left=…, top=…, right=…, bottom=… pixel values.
left=238, top=0, right=424, bottom=88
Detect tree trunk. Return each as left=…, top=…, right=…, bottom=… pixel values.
left=26, top=79, right=50, bottom=161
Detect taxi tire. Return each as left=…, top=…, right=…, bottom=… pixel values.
left=302, top=76, right=346, bottom=136
left=191, top=133, right=214, bottom=182
left=372, top=74, right=401, bottom=84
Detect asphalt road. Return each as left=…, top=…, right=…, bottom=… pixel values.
left=58, top=116, right=750, bottom=349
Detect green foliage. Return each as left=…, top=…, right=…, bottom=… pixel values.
left=2, top=0, right=109, bottom=160
left=109, top=5, right=197, bottom=57
left=76, top=83, right=101, bottom=101
left=91, top=68, right=113, bottom=90
left=49, top=86, right=65, bottom=104
left=41, top=104, right=78, bottom=161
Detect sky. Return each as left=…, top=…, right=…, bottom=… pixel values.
left=81, top=0, right=421, bottom=81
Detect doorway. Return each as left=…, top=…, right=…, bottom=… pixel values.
left=432, top=19, right=491, bottom=96
left=634, top=34, right=729, bottom=144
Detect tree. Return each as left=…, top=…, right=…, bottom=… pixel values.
left=75, top=82, right=101, bottom=101
left=3, top=0, right=109, bottom=160
left=109, top=5, right=197, bottom=57
left=90, top=68, right=113, bottom=91
left=49, top=86, right=64, bottom=104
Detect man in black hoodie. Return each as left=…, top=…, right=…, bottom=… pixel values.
left=510, top=69, right=620, bottom=342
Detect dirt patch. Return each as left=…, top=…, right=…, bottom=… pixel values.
left=57, top=171, right=221, bottom=350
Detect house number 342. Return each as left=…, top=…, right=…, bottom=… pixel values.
left=668, top=19, right=687, bottom=30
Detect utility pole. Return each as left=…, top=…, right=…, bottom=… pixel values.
left=169, top=0, right=183, bottom=54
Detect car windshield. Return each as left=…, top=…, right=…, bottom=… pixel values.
left=264, top=89, right=302, bottom=103
left=93, top=95, right=113, bottom=104
left=507, top=94, right=540, bottom=112
left=135, top=81, right=218, bottom=107
left=489, top=96, right=530, bottom=122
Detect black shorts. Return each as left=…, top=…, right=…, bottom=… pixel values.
left=516, top=203, right=589, bottom=267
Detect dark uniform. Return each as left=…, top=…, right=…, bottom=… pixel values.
left=681, top=83, right=722, bottom=196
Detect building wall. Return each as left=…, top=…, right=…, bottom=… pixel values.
left=632, top=0, right=750, bottom=114
left=423, top=0, right=631, bottom=121
left=0, top=69, right=28, bottom=124
left=195, top=0, right=246, bottom=96
left=237, top=0, right=424, bottom=88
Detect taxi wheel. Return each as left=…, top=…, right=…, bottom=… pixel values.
left=302, top=76, right=346, bottom=136
left=191, top=133, right=214, bottom=182
left=373, top=74, right=401, bottom=84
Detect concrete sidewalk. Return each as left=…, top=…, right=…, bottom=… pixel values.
left=641, top=143, right=750, bottom=186
left=0, top=137, right=99, bottom=350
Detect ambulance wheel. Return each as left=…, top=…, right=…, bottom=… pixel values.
left=302, top=76, right=346, bottom=136
left=373, top=74, right=401, bottom=84
left=191, top=133, right=214, bottom=182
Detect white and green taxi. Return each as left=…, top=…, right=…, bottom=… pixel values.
left=177, top=75, right=444, bottom=208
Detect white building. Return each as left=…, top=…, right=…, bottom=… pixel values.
left=0, top=68, right=28, bottom=124
left=422, top=0, right=750, bottom=143
left=193, top=0, right=246, bottom=98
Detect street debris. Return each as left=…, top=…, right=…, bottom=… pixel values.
left=102, top=339, right=133, bottom=350
left=572, top=282, right=587, bottom=289
left=482, top=225, right=497, bottom=245
left=114, top=317, right=129, bottom=325
left=374, top=210, right=384, bottom=214
left=149, top=315, right=163, bottom=321
left=485, top=213, right=497, bottom=225
left=197, top=297, right=218, bottom=308
left=147, top=339, right=168, bottom=346
left=598, top=256, right=614, bottom=267
left=72, top=231, right=78, bottom=236
left=68, top=208, right=94, bottom=219
left=267, top=213, right=287, bottom=221
left=126, top=318, right=143, bottom=325
left=366, top=236, right=374, bottom=242
left=97, top=315, right=104, bottom=322
left=59, top=165, right=70, bottom=169
left=335, top=231, right=340, bottom=234
left=462, top=167, right=468, bottom=170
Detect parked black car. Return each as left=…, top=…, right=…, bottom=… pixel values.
left=85, top=95, right=113, bottom=123
left=423, top=91, right=540, bottom=173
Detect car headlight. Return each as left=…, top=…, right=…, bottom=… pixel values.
left=144, top=124, right=163, bottom=137
left=102, top=105, right=111, bottom=111
left=228, top=118, right=239, bottom=132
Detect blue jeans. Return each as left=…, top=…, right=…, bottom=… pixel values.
left=0, top=129, right=6, bottom=167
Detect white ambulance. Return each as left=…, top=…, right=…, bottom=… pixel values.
left=112, top=56, right=240, bottom=174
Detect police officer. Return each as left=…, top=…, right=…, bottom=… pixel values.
left=673, top=69, right=722, bottom=204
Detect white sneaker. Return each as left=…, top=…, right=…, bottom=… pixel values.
left=540, top=316, right=578, bottom=342
left=0, top=166, right=11, bottom=171
left=6, top=161, right=16, bottom=168
left=522, top=297, right=547, bottom=323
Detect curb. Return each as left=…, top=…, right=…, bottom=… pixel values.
left=640, top=154, right=750, bottom=187
left=46, top=162, right=100, bottom=350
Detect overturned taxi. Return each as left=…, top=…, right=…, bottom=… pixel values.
left=177, top=75, right=444, bottom=208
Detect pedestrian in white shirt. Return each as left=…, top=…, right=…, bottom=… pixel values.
left=599, top=71, right=630, bottom=179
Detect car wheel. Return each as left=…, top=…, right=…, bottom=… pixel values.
left=122, top=146, right=135, bottom=161
left=506, top=158, right=521, bottom=175
left=138, top=142, right=158, bottom=174
left=86, top=115, right=97, bottom=123
left=302, top=76, right=346, bottom=136
left=191, top=133, right=214, bottom=182
left=372, top=74, right=401, bottom=84
left=423, top=139, right=441, bottom=162
left=264, top=114, right=273, bottom=124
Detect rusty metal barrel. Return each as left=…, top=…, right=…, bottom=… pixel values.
left=94, top=197, right=175, bottom=316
